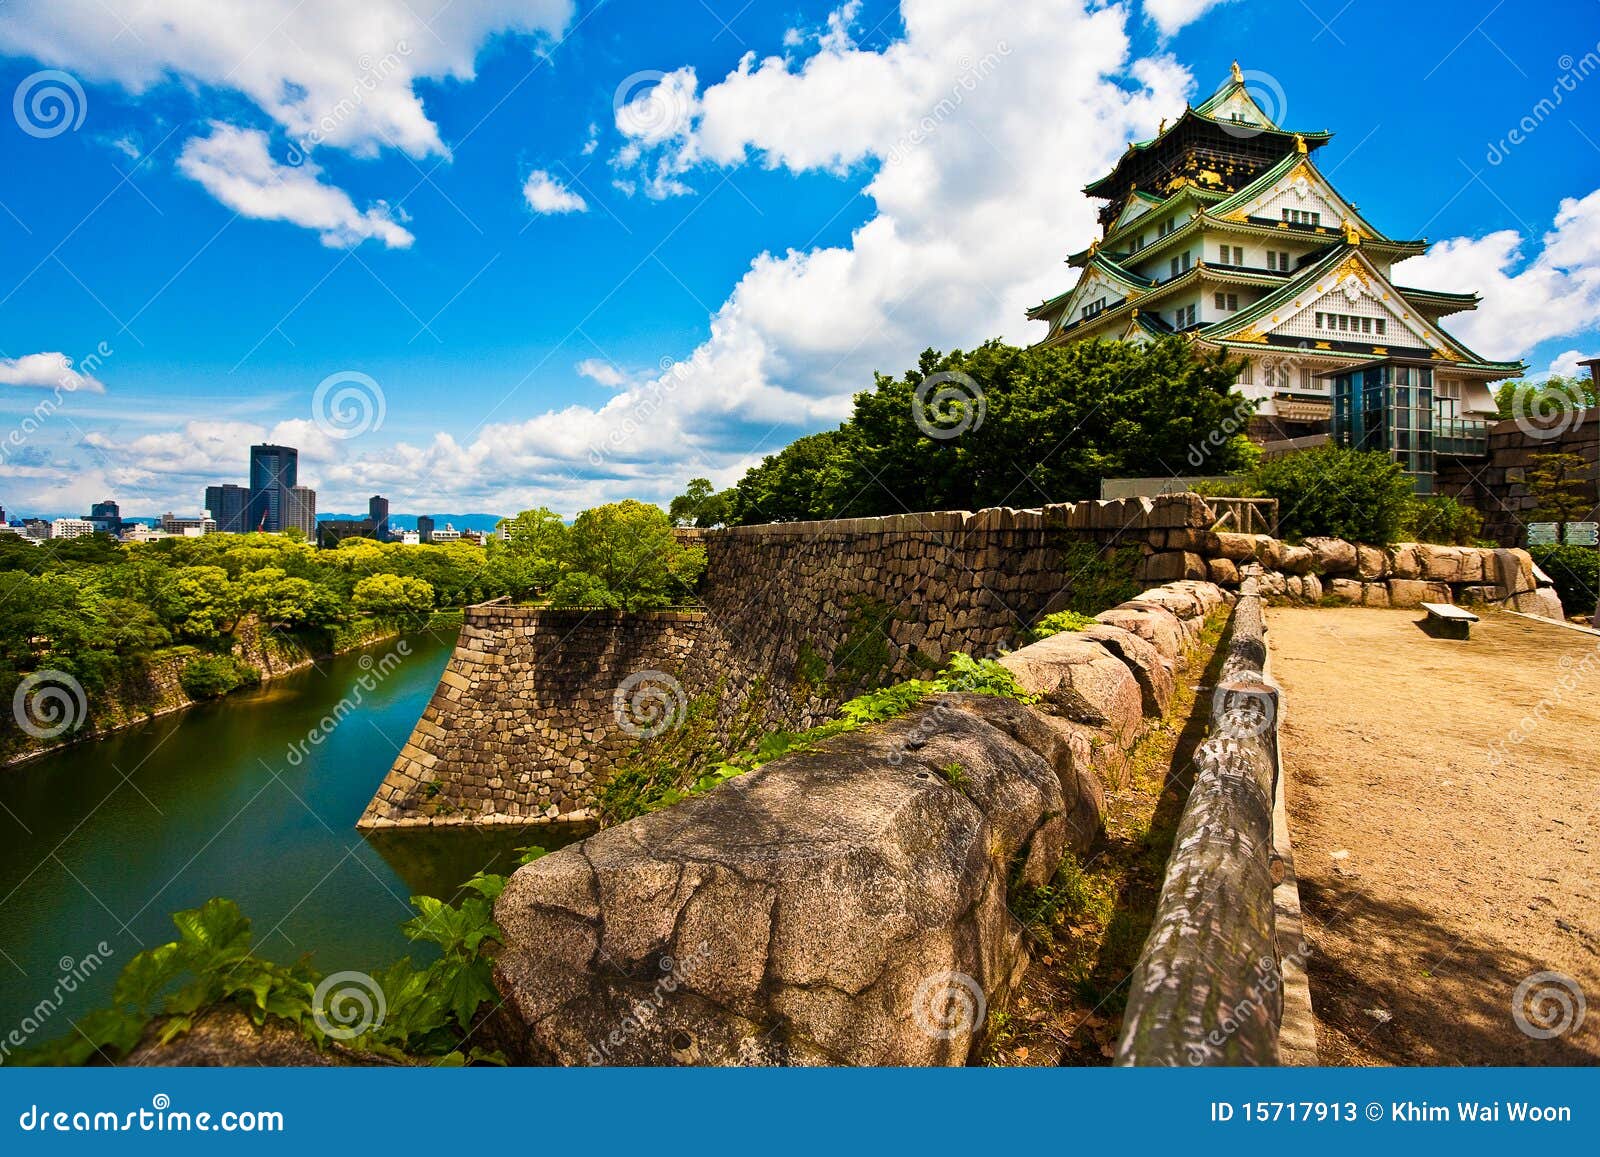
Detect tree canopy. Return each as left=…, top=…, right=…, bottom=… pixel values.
left=677, top=337, right=1257, bottom=525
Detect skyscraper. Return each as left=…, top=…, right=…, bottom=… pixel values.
left=416, top=515, right=434, bottom=543
left=204, top=483, right=250, bottom=533
left=287, top=486, right=317, bottom=538
left=248, top=444, right=298, bottom=533
left=87, top=499, right=122, bottom=535
left=368, top=494, right=390, bottom=541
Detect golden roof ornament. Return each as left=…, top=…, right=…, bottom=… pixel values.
left=1089, top=238, right=1100, bottom=255
left=1158, top=117, right=1167, bottom=134
left=1343, top=218, right=1361, bottom=245
left=1294, top=132, right=1307, bottom=154
left=1231, top=60, right=1243, bottom=83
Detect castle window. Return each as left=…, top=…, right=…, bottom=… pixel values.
left=1213, top=292, right=1238, bottom=311
left=1267, top=250, right=1292, bottom=272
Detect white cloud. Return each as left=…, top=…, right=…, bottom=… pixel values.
left=523, top=169, right=587, bottom=215
left=0, top=351, right=107, bottom=393
left=1542, top=349, right=1589, bottom=379
left=579, top=2, right=1190, bottom=440
left=177, top=123, right=414, bottom=248
left=0, top=0, right=574, bottom=160
left=1143, top=0, right=1236, bottom=37
left=575, top=358, right=627, bottom=387
left=1398, top=187, right=1600, bottom=360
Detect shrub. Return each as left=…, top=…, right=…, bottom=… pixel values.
left=1247, top=445, right=1416, bottom=544
left=179, top=654, right=259, bottom=700
left=1401, top=495, right=1484, bottom=546
left=1529, top=545, right=1598, bottom=617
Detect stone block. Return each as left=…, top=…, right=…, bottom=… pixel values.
left=1356, top=545, right=1389, bottom=581
left=1304, top=536, right=1358, bottom=576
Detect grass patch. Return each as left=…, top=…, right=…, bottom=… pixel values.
left=982, top=608, right=1230, bottom=1067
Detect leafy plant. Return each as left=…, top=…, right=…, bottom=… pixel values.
left=1008, top=855, right=1112, bottom=950
left=1028, top=610, right=1097, bottom=641
left=1400, top=495, right=1484, bottom=546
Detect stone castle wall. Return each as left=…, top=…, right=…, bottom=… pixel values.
left=360, top=495, right=1214, bottom=828
left=359, top=494, right=1559, bottom=829
left=1437, top=410, right=1600, bottom=546
left=361, top=607, right=703, bottom=826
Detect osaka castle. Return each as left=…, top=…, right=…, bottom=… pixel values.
left=1028, top=63, right=1523, bottom=459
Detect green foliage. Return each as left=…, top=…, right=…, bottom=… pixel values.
left=1243, top=445, right=1416, bottom=543
left=1052, top=542, right=1140, bottom=615
left=1529, top=545, right=1599, bottom=616
left=179, top=654, right=261, bottom=700
left=22, top=877, right=516, bottom=1066
left=1495, top=374, right=1597, bottom=420
left=1008, top=854, right=1113, bottom=950
left=1526, top=451, right=1594, bottom=531
left=830, top=597, right=898, bottom=691
left=720, top=338, right=1255, bottom=524
left=552, top=500, right=707, bottom=610
left=791, top=639, right=829, bottom=688
left=668, top=478, right=736, bottom=528
left=352, top=572, right=436, bottom=619
left=602, top=652, right=1037, bottom=824
left=1028, top=610, right=1097, bottom=641
left=1400, top=495, right=1484, bottom=546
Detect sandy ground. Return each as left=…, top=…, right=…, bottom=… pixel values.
left=1268, top=606, right=1599, bottom=1066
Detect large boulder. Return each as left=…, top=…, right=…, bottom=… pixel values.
left=1356, top=545, right=1389, bottom=581
left=1095, top=604, right=1185, bottom=664
left=491, top=696, right=1090, bottom=1067
left=1304, top=537, right=1357, bottom=575
left=1417, top=545, right=1464, bottom=583
left=1078, top=624, right=1176, bottom=717
left=1000, top=634, right=1145, bottom=740
left=1278, top=544, right=1316, bottom=575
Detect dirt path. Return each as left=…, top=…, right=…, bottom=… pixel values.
left=1268, top=606, right=1599, bottom=1065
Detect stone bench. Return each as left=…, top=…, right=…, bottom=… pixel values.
left=1420, top=601, right=1478, bottom=640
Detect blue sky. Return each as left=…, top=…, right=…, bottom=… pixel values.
left=1, top=0, right=1599, bottom=518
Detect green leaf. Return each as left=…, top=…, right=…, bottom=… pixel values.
left=113, top=943, right=187, bottom=1011
left=427, top=956, right=498, bottom=1029
left=169, top=897, right=253, bottom=969
left=461, top=873, right=506, bottom=901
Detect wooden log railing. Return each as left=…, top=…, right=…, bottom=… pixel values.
left=1115, top=568, right=1285, bottom=1066
left=1208, top=496, right=1279, bottom=537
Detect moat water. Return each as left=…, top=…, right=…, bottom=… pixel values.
left=0, top=628, right=586, bottom=1043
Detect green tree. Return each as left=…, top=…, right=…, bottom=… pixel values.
left=1495, top=374, right=1597, bottom=420
left=172, top=567, right=242, bottom=641
left=668, top=478, right=735, bottom=528
left=554, top=500, right=705, bottom=610
left=727, top=338, right=1255, bottom=524
left=1247, top=445, right=1416, bottom=544
left=236, top=568, right=319, bottom=627
left=352, top=573, right=436, bottom=619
